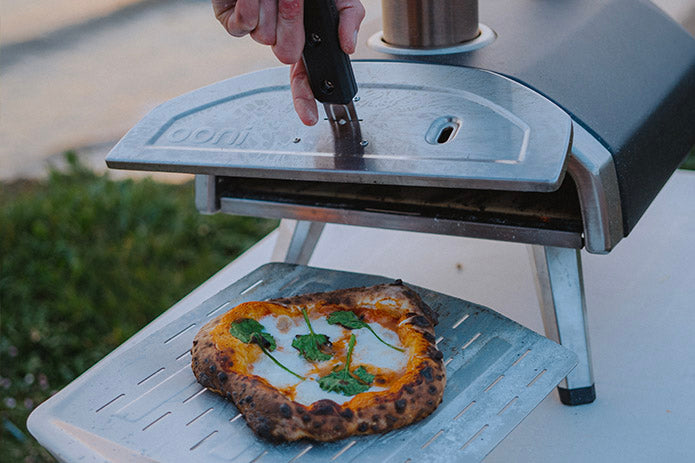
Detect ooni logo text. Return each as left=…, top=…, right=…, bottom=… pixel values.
left=166, top=127, right=251, bottom=146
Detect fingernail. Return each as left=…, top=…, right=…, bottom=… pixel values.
left=299, top=101, right=318, bottom=126
left=352, top=30, right=358, bottom=52
left=307, top=109, right=318, bottom=126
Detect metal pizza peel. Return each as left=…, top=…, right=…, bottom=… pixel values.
left=28, top=263, right=576, bottom=462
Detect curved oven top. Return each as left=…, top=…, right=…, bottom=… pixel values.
left=107, top=62, right=571, bottom=192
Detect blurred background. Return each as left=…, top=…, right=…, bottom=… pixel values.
left=0, top=0, right=384, bottom=181
left=1, top=0, right=693, bottom=461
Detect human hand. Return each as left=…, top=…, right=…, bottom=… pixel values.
left=212, top=0, right=365, bottom=125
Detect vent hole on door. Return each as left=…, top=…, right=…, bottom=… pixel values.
left=426, top=116, right=461, bottom=145
left=437, top=125, right=455, bottom=143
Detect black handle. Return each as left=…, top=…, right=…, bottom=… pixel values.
left=302, top=0, right=358, bottom=105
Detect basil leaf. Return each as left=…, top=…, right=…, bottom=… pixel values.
left=317, top=369, right=371, bottom=396
left=317, top=334, right=374, bottom=396
left=292, top=334, right=332, bottom=362
left=230, top=318, right=303, bottom=380
left=352, top=366, right=375, bottom=384
left=327, top=311, right=405, bottom=353
left=327, top=310, right=367, bottom=330
left=229, top=318, right=277, bottom=351
left=250, top=331, right=277, bottom=351
left=292, top=308, right=333, bottom=362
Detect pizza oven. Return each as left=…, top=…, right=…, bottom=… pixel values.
left=28, top=0, right=695, bottom=461
left=105, top=0, right=695, bottom=404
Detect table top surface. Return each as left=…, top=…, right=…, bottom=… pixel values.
left=32, top=170, right=695, bottom=462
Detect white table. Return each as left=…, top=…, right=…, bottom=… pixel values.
left=30, top=170, right=695, bottom=461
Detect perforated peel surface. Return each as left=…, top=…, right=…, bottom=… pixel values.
left=28, top=264, right=576, bottom=462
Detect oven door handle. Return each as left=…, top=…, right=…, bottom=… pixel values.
left=302, top=0, right=358, bottom=105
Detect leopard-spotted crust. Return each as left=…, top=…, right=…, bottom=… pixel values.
left=191, top=281, right=445, bottom=442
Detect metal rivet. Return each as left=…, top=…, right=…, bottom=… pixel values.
left=293, top=137, right=301, bottom=143
left=310, top=33, right=322, bottom=46
left=360, top=140, right=369, bottom=147
left=321, top=80, right=335, bottom=94
left=353, top=96, right=360, bottom=102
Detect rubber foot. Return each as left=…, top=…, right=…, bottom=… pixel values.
left=558, top=384, right=596, bottom=406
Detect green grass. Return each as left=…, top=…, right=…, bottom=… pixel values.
left=680, top=146, right=695, bottom=170
left=0, top=154, right=277, bottom=462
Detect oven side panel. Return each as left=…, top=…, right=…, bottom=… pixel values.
left=360, top=0, right=695, bottom=235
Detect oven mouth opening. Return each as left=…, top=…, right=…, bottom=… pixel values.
left=214, top=174, right=582, bottom=235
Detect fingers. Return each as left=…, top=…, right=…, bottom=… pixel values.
left=215, top=0, right=363, bottom=59
left=290, top=61, right=319, bottom=126
left=250, top=0, right=277, bottom=45
left=272, top=0, right=305, bottom=64
left=213, top=0, right=259, bottom=37
left=232, top=0, right=260, bottom=35
left=212, top=0, right=238, bottom=34
left=335, top=0, right=365, bottom=54
left=213, top=0, right=363, bottom=125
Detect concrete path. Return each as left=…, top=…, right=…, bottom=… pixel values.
left=1, top=0, right=693, bottom=182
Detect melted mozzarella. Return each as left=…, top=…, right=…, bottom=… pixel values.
left=350, top=324, right=407, bottom=372
left=250, top=314, right=311, bottom=388
left=303, top=318, right=347, bottom=343
left=250, top=313, right=407, bottom=405
left=292, top=378, right=391, bottom=406
left=294, top=378, right=352, bottom=405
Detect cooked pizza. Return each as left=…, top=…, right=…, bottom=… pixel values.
left=191, top=280, right=445, bottom=442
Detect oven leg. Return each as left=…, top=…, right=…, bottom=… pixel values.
left=529, top=246, right=596, bottom=405
left=272, top=220, right=325, bottom=265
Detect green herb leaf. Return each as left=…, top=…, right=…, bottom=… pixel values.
left=292, top=334, right=332, bottom=362
left=229, top=318, right=277, bottom=351
left=317, top=334, right=374, bottom=396
left=327, top=311, right=405, bottom=353
left=327, top=310, right=367, bottom=330
left=292, top=308, right=332, bottom=362
left=230, top=319, right=304, bottom=380
left=318, top=369, right=371, bottom=396
left=352, top=366, right=375, bottom=384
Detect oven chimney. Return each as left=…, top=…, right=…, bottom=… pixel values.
left=381, top=0, right=479, bottom=49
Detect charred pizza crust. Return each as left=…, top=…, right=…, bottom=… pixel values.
left=191, top=280, right=445, bottom=442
